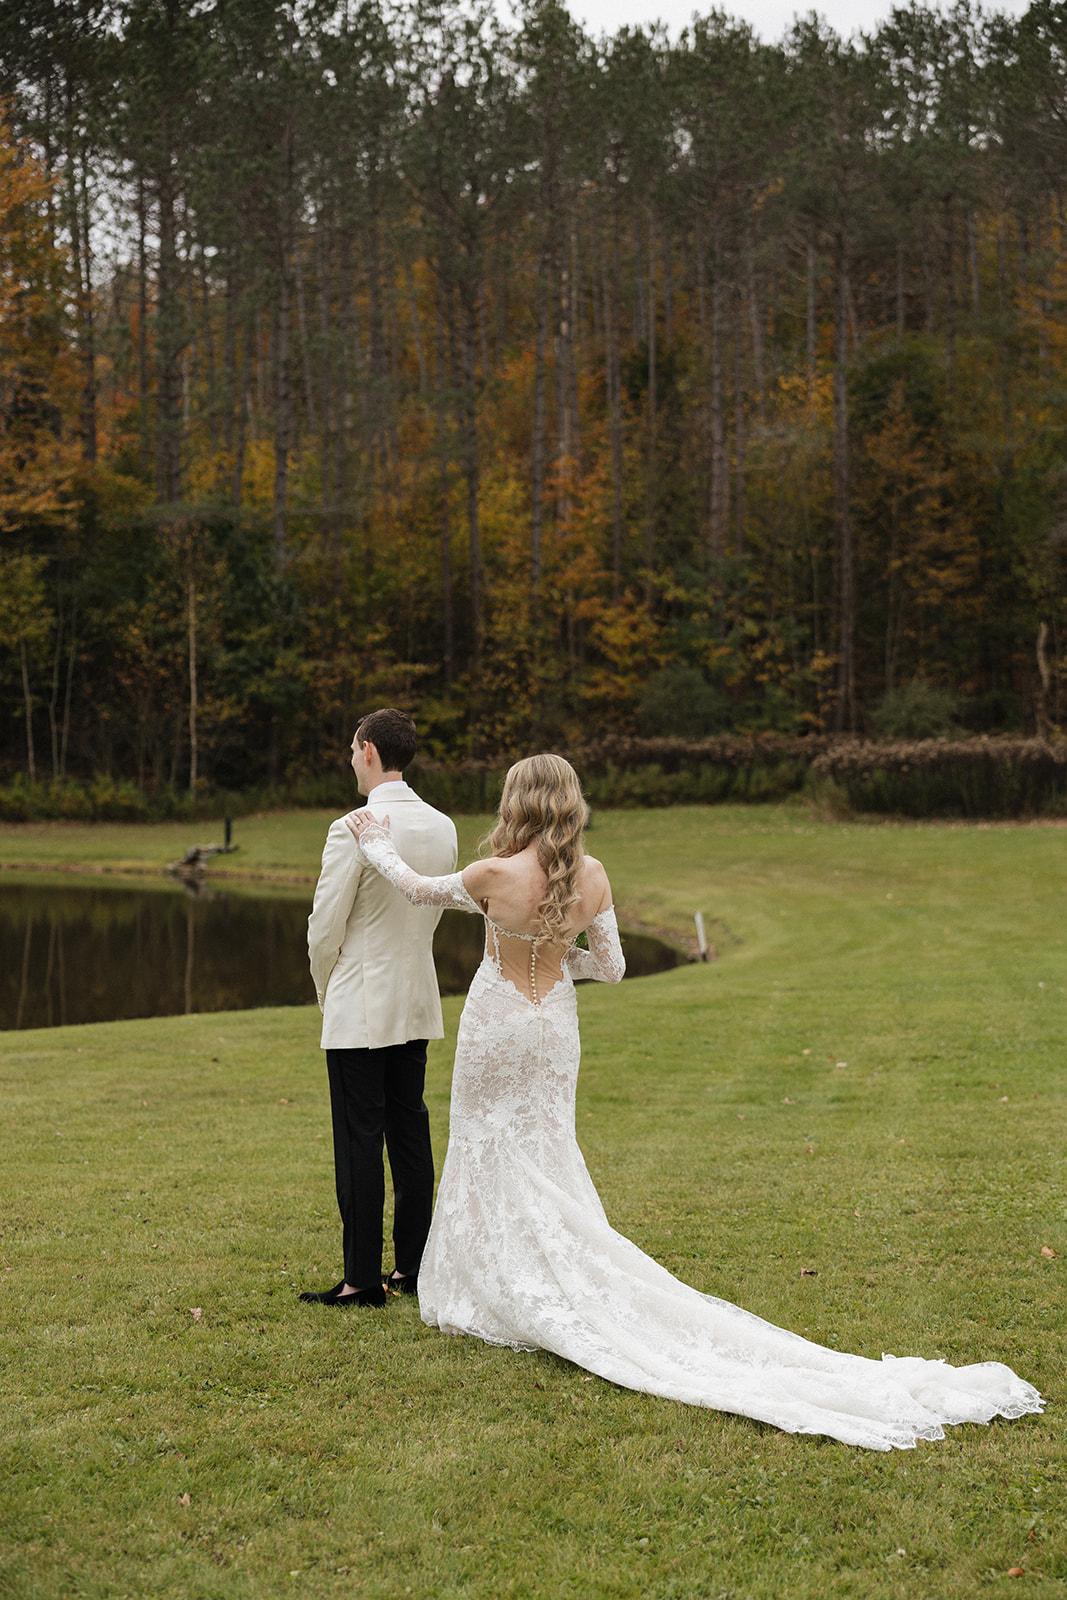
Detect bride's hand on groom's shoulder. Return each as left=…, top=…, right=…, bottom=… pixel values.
left=345, top=809, right=390, bottom=843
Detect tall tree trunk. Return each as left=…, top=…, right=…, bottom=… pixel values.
left=19, top=639, right=36, bottom=783
left=295, top=246, right=317, bottom=440
left=366, top=195, right=388, bottom=491
left=643, top=218, right=657, bottom=602
left=48, top=604, right=63, bottom=780
left=460, top=279, right=483, bottom=674
left=200, top=253, right=216, bottom=451
left=746, top=241, right=765, bottom=422
left=807, top=238, right=818, bottom=382
left=71, top=145, right=97, bottom=463
left=968, top=209, right=980, bottom=311
left=434, top=275, right=454, bottom=689
left=606, top=206, right=624, bottom=602
left=60, top=605, right=75, bottom=778
left=944, top=196, right=956, bottom=401
left=137, top=178, right=150, bottom=473
left=1036, top=621, right=1052, bottom=738
left=273, top=261, right=292, bottom=568
left=709, top=241, right=727, bottom=557
left=217, top=269, right=237, bottom=493
left=997, top=201, right=1012, bottom=443
left=734, top=291, right=745, bottom=555
left=232, top=311, right=252, bottom=509
left=187, top=566, right=198, bottom=794
left=832, top=237, right=853, bottom=733
left=405, top=260, right=426, bottom=393
left=155, top=147, right=183, bottom=504
left=531, top=242, right=549, bottom=610
left=896, top=242, right=905, bottom=336
left=314, top=229, right=340, bottom=562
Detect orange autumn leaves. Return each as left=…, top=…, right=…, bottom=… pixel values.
left=0, top=111, right=80, bottom=534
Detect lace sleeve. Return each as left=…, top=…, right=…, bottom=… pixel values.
left=355, top=817, right=483, bottom=913
left=564, top=906, right=626, bottom=984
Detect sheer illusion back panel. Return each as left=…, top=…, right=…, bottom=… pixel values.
left=352, top=819, right=1042, bottom=1452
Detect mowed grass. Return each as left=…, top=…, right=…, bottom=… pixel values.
left=1, top=806, right=1065, bottom=1598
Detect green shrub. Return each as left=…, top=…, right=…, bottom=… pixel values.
left=870, top=679, right=961, bottom=740
left=86, top=775, right=151, bottom=821
left=636, top=666, right=732, bottom=739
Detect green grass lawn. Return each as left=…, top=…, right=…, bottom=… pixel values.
left=1, top=806, right=1065, bottom=1597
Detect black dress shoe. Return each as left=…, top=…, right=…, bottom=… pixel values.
left=384, top=1272, right=418, bottom=1296
left=299, top=1280, right=347, bottom=1304
left=333, top=1284, right=387, bottom=1308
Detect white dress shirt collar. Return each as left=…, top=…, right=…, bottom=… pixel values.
left=367, top=779, right=410, bottom=799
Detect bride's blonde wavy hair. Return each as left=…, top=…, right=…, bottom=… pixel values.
left=482, top=754, right=590, bottom=944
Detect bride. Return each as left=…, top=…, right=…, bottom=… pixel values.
left=345, top=753, right=1042, bottom=1452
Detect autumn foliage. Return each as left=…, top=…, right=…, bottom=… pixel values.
left=2, top=2, right=1067, bottom=797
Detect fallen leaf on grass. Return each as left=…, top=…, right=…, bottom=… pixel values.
left=278, top=1098, right=289, bottom=1105
left=178, top=1493, right=191, bottom=1507
left=782, top=1097, right=793, bottom=1104
left=1041, top=1245, right=1057, bottom=1259
left=800, top=1268, right=818, bottom=1277
left=737, top=1113, right=746, bottom=1120
left=189, top=1307, right=202, bottom=1321
left=1007, top=1568, right=1025, bottom=1579
left=805, top=1146, right=814, bottom=1155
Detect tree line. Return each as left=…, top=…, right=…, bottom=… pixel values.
left=1, top=0, right=1067, bottom=797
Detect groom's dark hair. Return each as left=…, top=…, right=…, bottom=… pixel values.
left=355, top=708, right=418, bottom=773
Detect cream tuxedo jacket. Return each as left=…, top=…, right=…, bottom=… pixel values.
left=308, top=784, right=458, bottom=1050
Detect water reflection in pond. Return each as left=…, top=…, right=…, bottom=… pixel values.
left=0, top=877, right=687, bottom=1031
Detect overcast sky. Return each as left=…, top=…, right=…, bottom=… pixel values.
left=560, top=0, right=1033, bottom=44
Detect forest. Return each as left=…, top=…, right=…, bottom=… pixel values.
left=1, top=0, right=1067, bottom=800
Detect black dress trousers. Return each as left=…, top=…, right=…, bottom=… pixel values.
left=325, top=1039, right=434, bottom=1290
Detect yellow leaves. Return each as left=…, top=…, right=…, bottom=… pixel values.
left=0, top=112, right=59, bottom=329
left=0, top=551, right=51, bottom=655
left=776, top=370, right=833, bottom=428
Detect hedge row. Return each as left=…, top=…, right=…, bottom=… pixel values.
left=810, top=737, right=1067, bottom=818
left=410, top=735, right=1067, bottom=816
left=3, top=736, right=1067, bottom=820
left=0, top=773, right=354, bottom=824
left=409, top=736, right=830, bottom=812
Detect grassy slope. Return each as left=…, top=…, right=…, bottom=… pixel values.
left=1, top=808, right=1065, bottom=1598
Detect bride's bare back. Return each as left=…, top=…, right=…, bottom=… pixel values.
left=460, top=845, right=613, bottom=1003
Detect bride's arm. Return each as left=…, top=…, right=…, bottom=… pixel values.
left=345, top=812, right=483, bottom=913
left=564, top=905, right=626, bottom=984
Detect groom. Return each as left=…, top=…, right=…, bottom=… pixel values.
left=302, top=708, right=457, bottom=1307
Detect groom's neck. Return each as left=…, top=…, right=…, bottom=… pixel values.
left=367, top=771, right=404, bottom=794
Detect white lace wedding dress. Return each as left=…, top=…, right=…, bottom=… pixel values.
left=356, top=824, right=1042, bottom=1451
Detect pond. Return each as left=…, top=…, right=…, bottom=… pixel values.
left=0, top=877, right=687, bottom=1031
